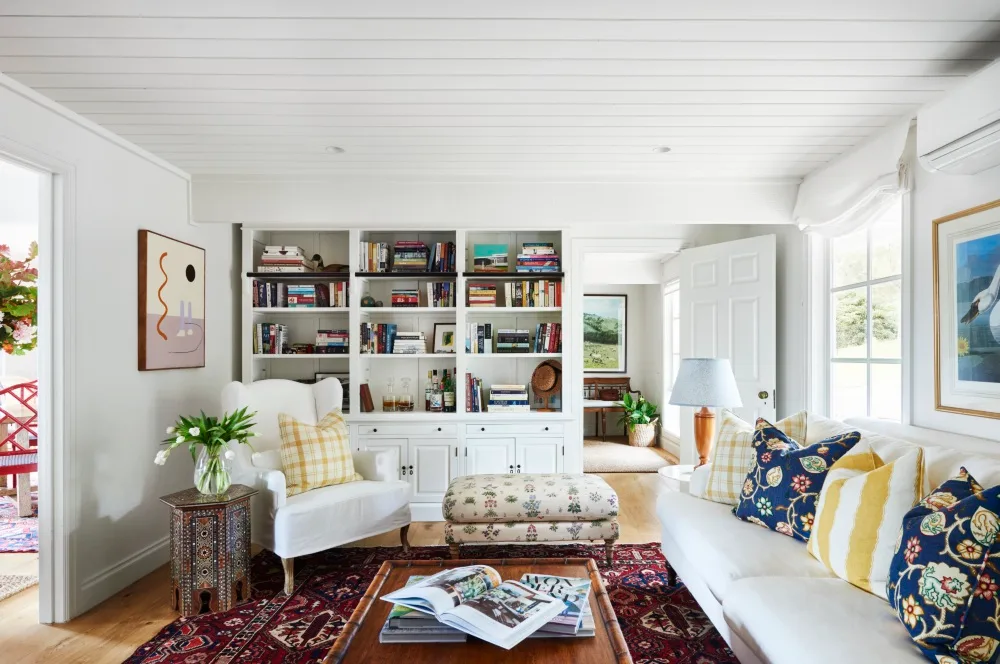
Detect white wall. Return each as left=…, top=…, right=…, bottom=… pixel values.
left=911, top=161, right=1000, bottom=440
left=0, top=158, right=41, bottom=380
left=0, top=75, right=235, bottom=618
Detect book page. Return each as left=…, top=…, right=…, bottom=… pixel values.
left=381, top=565, right=502, bottom=617
left=440, top=580, right=565, bottom=650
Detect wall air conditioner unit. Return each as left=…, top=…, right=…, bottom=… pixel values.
left=917, top=59, right=1000, bottom=175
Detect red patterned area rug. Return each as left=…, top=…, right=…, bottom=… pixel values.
left=125, top=542, right=737, bottom=664
left=0, top=493, right=38, bottom=553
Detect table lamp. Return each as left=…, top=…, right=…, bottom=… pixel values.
left=669, top=358, right=743, bottom=466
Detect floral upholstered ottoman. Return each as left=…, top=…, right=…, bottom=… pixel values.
left=442, top=473, right=620, bottom=565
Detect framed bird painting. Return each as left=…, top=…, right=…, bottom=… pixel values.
left=934, top=198, right=1000, bottom=418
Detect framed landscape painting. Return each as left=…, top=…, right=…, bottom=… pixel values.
left=934, top=198, right=1000, bottom=418
left=138, top=230, right=206, bottom=370
left=583, top=294, right=627, bottom=372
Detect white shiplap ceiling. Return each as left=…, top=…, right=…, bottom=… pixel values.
left=1, top=0, right=999, bottom=181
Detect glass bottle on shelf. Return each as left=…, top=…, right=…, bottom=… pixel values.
left=398, top=377, right=413, bottom=412
left=443, top=370, right=456, bottom=413
left=430, top=370, right=444, bottom=412
left=425, top=370, right=433, bottom=411
left=382, top=376, right=397, bottom=412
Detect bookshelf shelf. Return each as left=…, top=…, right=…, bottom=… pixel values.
left=361, top=307, right=456, bottom=314
left=253, top=354, right=348, bottom=359
left=462, top=272, right=563, bottom=280
left=253, top=307, right=347, bottom=314
left=247, top=271, right=350, bottom=282
left=466, top=307, right=561, bottom=313
left=361, top=353, right=456, bottom=360
left=356, top=272, right=458, bottom=280
left=466, top=353, right=562, bottom=359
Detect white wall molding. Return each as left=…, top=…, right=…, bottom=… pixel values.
left=77, top=536, right=170, bottom=613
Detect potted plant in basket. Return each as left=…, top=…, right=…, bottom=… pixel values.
left=616, top=393, right=660, bottom=447
left=155, top=408, right=258, bottom=496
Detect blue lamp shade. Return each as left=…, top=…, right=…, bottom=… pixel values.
left=668, top=358, right=743, bottom=408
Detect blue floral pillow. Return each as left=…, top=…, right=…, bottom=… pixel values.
left=887, top=468, right=1000, bottom=664
left=733, top=420, right=861, bottom=542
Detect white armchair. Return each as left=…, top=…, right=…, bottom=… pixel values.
left=221, top=378, right=412, bottom=593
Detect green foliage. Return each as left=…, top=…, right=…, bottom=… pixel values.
left=616, top=392, right=660, bottom=431
left=159, top=407, right=258, bottom=465
left=835, top=290, right=898, bottom=349
left=0, top=242, right=38, bottom=356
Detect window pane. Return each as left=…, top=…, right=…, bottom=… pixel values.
left=832, top=225, right=868, bottom=287
left=831, top=363, right=868, bottom=420
left=871, top=212, right=902, bottom=279
left=834, top=287, right=868, bottom=358
left=871, top=280, right=901, bottom=359
left=672, top=317, right=680, bottom=354
left=871, top=364, right=902, bottom=421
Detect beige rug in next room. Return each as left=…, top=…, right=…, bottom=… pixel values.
left=583, top=437, right=674, bottom=472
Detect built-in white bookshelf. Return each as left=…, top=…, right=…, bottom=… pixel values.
left=241, top=227, right=566, bottom=417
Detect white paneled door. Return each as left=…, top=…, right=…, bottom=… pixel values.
left=408, top=439, right=460, bottom=503
left=678, top=235, right=776, bottom=464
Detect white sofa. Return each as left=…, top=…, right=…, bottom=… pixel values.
left=657, top=415, right=1000, bottom=664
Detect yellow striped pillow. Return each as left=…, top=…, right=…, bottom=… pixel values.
left=278, top=411, right=362, bottom=497
left=807, top=443, right=924, bottom=599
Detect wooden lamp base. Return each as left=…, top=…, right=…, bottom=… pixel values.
left=694, top=406, right=716, bottom=467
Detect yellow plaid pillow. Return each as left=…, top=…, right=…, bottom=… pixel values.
left=704, top=410, right=807, bottom=505
left=278, top=411, right=361, bottom=497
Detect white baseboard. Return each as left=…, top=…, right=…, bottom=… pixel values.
left=77, top=535, right=170, bottom=614
left=660, top=433, right=680, bottom=458
left=410, top=502, right=444, bottom=522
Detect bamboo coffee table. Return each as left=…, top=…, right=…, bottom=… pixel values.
left=325, top=557, right=632, bottom=664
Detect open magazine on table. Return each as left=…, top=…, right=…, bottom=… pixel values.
left=380, top=565, right=565, bottom=649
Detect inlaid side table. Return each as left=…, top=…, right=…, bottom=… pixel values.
left=160, top=484, right=258, bottom=616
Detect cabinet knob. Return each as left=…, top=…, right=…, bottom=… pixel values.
left=509, top=464, right=514, bottom=473
left=409, top=465, right=414, bottom=476
left=437, top=427, right=442, bottom=432
left=544, top=426, right=549, bottom=431
left=373, top=428, right=378, bottom=433
left=481, top=427, right=485, bottom=432
left=516, top=464, right=521, bottom=473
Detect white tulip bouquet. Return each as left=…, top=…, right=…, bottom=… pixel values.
left=157, top=407, right=258, bottom=495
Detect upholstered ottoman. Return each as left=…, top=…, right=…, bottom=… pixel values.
left=442, top=473, right=620, bottom=565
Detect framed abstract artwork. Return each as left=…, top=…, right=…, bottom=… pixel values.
left=934, top=198, right=1000, bottom=418
left=138, top=230, right=206, bottom=370
left=583, top=294, right=627, bottom=372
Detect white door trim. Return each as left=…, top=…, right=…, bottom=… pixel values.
left=0, top=143, right=74, bottom=623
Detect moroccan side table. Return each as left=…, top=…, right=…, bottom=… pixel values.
left=160, top=484, right=258, bottom=616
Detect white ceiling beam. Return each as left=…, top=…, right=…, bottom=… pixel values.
left=134, top=144, right=851, bottom=155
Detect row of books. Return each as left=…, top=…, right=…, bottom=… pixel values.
left=359, top=241, right=390, bottom=272
left=252, top=281, right=349, bottom=308
left=488, top=384, right=530, bottom=412
left=466, top=323, right=494, bottom=354
left=379, top=567, right=594, bottom=648
left=358, top=241, right=458, bottom=273
left=532, top=323, right=563, bottom=354
left=517, top=242, right=560, bottom=273
left=257, top=245, right=316, bottom=273
left=503, top=280, right=561, bottom=307
left=465, top=373, right=486, bottom=412
left=316, top=329, right=348, bottom=353
left=360, top=323, right=429, bottom=354
left=252, top=323, right=289, bottom=355
left=468, top=282, right=497, bottom=307
left=426, top=281, right=455, bottom=307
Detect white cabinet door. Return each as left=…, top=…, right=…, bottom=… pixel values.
left=466, top=438, right=516, bottom=475
left=409, top=439, right=459, bottom=503
left=359, top=437, right=407, bottom=481
left=515, top=438, right=562, bottom=474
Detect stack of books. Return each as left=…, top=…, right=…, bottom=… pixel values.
left=390, top=288, right=419, bottom=307
left=496, top=329, right=531, bottom=353
left=258, top=246, right=316, bottom=273
left=522, top=574, right=595, bottom=639
left=392, top=331, right=427, bottom=354
left=468, top=282, right=498, bottom=307
left=465, top=373, right=485, bottom=412
left=426, top=282, right=454, bottom=307
left=473, top=243, right=509, bottom=272
left=429, top=241, right=457, bottom=272
left=392, top=241, right=430, bottom=272
left=286, top=284, right=316, bottom=307
left=252, top=322, right=289, bottom=355
left=359, top=241, right=389, bottom=272
left=503, top=280, right=561, bottom=307
left=467, top=323, right=493, bottom=354
left=488, top=385, right=530, bottom=413
left=361, top=322, right=396, bottom=354
left=516, top=242, right=560, bottom=273
left=315, top=329, right=348, bottom=354
left=533, top=323, right=562, bottom=353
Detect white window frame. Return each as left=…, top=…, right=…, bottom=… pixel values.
left=662, top=280, right=681, bottom=439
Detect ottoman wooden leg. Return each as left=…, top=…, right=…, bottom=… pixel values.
left=449, top=543, right=461, bottom=560
left=604, top=539, right=614, bottom=566
left=400, top=525, right=410, bottom=553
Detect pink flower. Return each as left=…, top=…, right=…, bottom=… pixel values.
left=12, top=321, right=33, bottom=343
left=903, top=537, right=922, bottom=564
left=790, top=475, right=811, bottom=493
left=760, top=452, right=772, bottom=463
left=976, top=574, right=999, bottom=601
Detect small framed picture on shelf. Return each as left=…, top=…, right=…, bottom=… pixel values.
left=433, top=323, right=457, bottom=353
left=316, top=372, right=350, bottom=411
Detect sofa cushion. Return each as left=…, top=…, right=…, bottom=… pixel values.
left=705, top=410, right=807, bottom=506
left=734, top=423, right=861, bottom=542
left=278, top=410, right=361, bottom=496
left=724, top=577, right=927, bottom=664
left=443, top=473, right=619, bottom=523
left=657, top=492, right=836, bottom=602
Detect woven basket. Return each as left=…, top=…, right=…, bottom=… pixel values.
left=628, top=419, right=658, bottom=447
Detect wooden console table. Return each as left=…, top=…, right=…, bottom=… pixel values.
left=583, top=377, right=641, bottom=440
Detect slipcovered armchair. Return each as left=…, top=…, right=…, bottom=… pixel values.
left=221, top=378, right=412, bottom=594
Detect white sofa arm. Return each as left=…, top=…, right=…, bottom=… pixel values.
left=352, top=449, right=399, bottom=482
left=255, top=468, right=288, bottom=511
left=689, top=463, right=712, bottom=499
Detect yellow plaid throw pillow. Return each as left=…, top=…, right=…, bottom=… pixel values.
left=278, top=411, right=361, bottom=497
left=704, top=410, right=807, bottom=505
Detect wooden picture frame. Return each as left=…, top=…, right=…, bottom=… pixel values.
left=433, top=323, right=456, bottom=354
left=583, top=294, right=627, bottom=373
left=933, top=198, right=1000, bottom=419
left=138, top=230, right=206, bottom=370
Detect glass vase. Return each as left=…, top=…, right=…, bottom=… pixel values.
left=194, top=447, right=232, bottom=496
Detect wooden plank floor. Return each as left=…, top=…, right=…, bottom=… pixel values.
left=0, top=472, right=666, bottom=664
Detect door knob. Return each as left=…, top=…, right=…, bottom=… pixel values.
left=516, top=464, right=521, bottom=473
left=509, top=464, right=514, bottom=473
left=758, top=390, right=769, bottom=400
left=409, top=465, right=414, bottom=475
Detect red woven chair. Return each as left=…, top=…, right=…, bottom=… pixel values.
left=0, top=379, right=38, bottom=517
